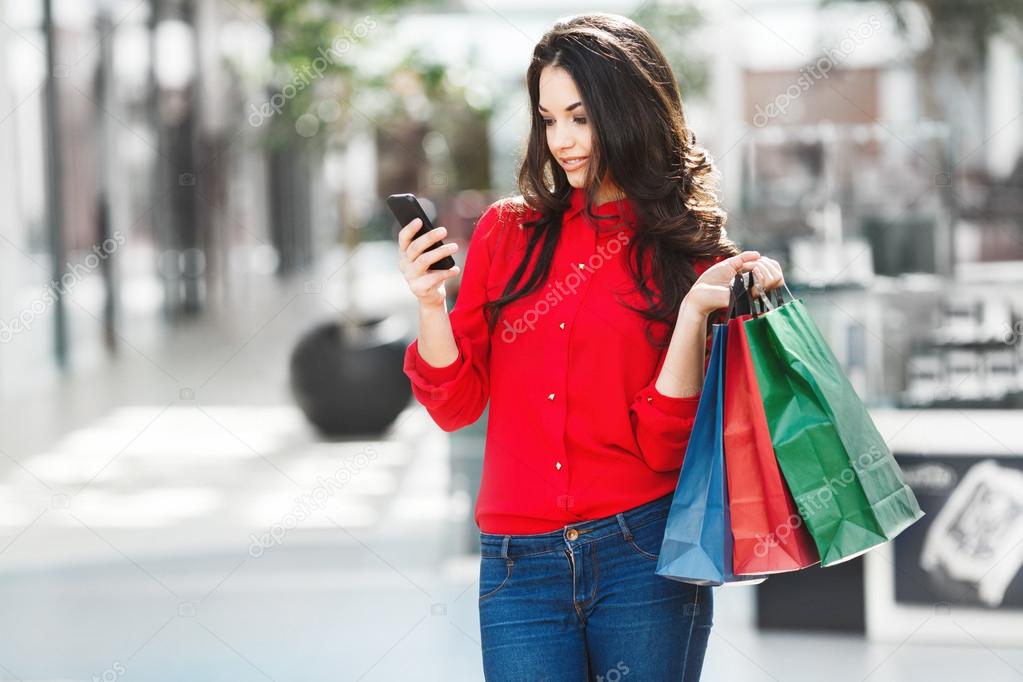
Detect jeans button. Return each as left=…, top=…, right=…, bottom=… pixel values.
left=566, top=528, right=579, bottom=541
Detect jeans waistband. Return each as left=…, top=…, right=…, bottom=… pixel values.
left=478, top=492, right=673, bottom=559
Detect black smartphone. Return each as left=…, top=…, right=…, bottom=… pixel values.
left=386, top=193, right=456, bottom=271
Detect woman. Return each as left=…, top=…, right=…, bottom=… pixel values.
left=398, top=12, right=784, bottom=681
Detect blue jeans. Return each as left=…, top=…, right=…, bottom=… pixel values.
left=477, top=492, right=713, bottom=681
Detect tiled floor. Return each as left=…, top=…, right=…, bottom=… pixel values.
left=0, top=250, right=1020, bottom=680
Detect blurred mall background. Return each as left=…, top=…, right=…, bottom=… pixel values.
left=0, top=0, right=1022, bottom=679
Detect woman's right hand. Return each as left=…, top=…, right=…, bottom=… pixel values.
left=398, top=218, right=461, bottom=309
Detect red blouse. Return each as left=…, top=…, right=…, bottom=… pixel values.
left=403, top=187, right=724, bottom=534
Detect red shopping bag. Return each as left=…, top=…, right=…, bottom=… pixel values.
left=723, top=314, right=819, bottom=574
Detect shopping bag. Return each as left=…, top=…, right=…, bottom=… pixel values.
left=656, top=322, right=765, bottom=585
left=723, top=312, right=820, bottom=574
left=743, top=289, right=924, bottom=566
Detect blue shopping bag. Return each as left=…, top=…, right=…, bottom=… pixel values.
left=655, top=322, right=766, bottom=586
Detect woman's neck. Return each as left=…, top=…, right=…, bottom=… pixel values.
left=594, top=183, right=625, bottom=205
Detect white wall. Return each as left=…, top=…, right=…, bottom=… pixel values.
left=986, top=33, right=1023, bottom=180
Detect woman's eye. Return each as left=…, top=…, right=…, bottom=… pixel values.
left=541, top=117, right=587, bottom=126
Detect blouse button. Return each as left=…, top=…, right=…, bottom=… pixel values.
left=555, top=461, right=562, bottom=470
left=559, top=322, right=565, bottom=329
left=647, top=396, right=653, bottom=403
left=578, top=263, right=586, bottom=270
left=548, top=393, right=556, bottom=400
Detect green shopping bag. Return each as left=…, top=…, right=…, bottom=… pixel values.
left=742, top=285, right=923, bottom=566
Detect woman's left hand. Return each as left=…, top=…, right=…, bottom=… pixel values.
left=750, top=256, right=785, bottom=299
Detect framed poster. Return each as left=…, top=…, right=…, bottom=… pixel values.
left=866, top=410, right=1023, bottom=644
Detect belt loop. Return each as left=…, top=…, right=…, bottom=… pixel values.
left=616, top=512, right=633, bottom=541
left=500, top=535, right=511, bottom=560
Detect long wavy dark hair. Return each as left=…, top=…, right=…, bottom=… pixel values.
left=482, top=12, right=738, bottom=348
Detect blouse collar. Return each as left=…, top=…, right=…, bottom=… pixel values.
left=564, top=187, right=637, bottom=233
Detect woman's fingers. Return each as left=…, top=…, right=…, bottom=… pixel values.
left=751, top=257, right=785, bottom=293
left=728, top=250, right=761, bottom=271
left=400, top=221, right=447, bottom=271
left=397, top=218, right=422, bottom=258
left=414, top=241, right=459, bottom=271
left=688, top=252, right=788, bottom=316
left=706, top=253, right=782, bottom=295
left=704, top=251, right=760, bottom=283
left=411, top=225, right=447, bottom=256
left=762, top=258, right=784, bottom=288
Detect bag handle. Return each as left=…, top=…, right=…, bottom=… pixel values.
left=727, top=272, right=752, bottom=320
left=749, top=271, right=771, bottom=318
left=728, top=270, right=794, bottom=318
left=754, top=277, right=793, bottom=313
left=728, top=271, right=767, bottom=319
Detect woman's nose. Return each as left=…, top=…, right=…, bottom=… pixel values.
left=552, top=125, right=574, bottom=151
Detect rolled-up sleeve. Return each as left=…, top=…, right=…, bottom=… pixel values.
left=403, top=201, right=504, bottom=432
left=628, top=348, right=708, bottom=472
left=627, top=255, right=726, bottom=471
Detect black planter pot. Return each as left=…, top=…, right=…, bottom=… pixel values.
left=289, top=316, right=412, bottom=437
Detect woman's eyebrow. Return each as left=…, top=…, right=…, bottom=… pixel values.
left=538, top=101, right=583, bottom=112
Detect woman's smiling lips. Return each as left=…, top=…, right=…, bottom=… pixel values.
left=559, top=156, right=588, bottom=171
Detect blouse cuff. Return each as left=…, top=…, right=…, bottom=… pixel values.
left=637, top=383, right=702, bottom=419
left=403, top=336, right=473, bottom=401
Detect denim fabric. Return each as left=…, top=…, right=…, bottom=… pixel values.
left=478, top=492, right=714, bottom=681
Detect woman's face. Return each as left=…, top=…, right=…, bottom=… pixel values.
left=538, top=65, right=622, bottom=201
left=538, top=65, right=595, bottom=189
left=540, top=62, right=626, bottom=204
